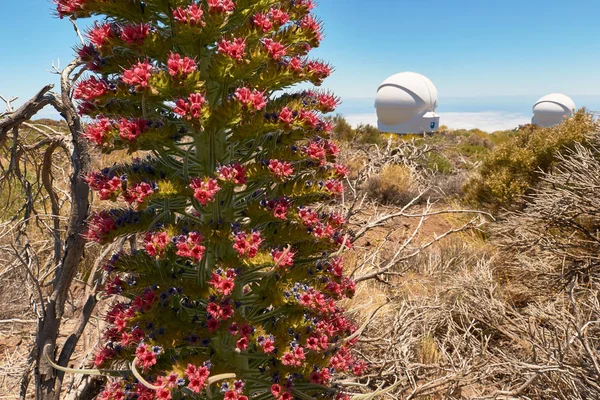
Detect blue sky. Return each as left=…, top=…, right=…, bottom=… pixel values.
left=1, top=0, right=599, bottom=122
left=312, top=0, right=600, bottom=98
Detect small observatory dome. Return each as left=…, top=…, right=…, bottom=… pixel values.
left=375, top=72, right=440, bottom=134
left=532, top=93, right=576, bottom=127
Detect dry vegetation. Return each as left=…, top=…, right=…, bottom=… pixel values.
left=1, top=83, right=599, bottom=400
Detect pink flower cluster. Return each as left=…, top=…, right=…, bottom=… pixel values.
left=160, top=372, right=181, bottom=390
left=190, top=178, right=221, bottom=206
left=173, top=4, right=205, bottom=27
left=300, top=210, right=346, bottom=244
left=207, top=0, right=235, bottom=13
left=299, top=287, right=336, bottom=313
left=85, top=211, right=116, bottom=243
left=232, top=231, right=263, bottom=258
left=208, top=269, right=236, bottom=296
left=326, top=277, right=356, bottom=299
left=174, top=93, right=206, bottom=120
left=105, top=303, right=135, bottom=333
left=313, top=223, right=335, bottom=239
left=156, top=385, right=172, bottom=400
left=270, top=8, right=290, bottom=25
left=85, top=171, right=155, bottom=208
left=264, top=198, right=291, bottom=220
left=132, top=290, right=157, bottom=312
left=229, top=323, right=254, bottom=351
left=330, top=346, right=361, bottom=373
left=122, top=182, right=154, bottom=207
left=135, top=343, right=158, bottom=371
left=271, top=248, right=295, bottom=268
left=98, top=382, right=155, bottom=400
left=217, top=163, right=247, bottom=185
left=167, top=52, right=197, bottom=79
left=93, top=346, right=116, bottom=367
left=282, top=346, right=306, bottom=367
left=257, top=334, right=276, bottom=353
left=268, top=159, right=294, bottom=179
left=185, top=364, right=210, bottom=393
left=333, top=164, right=349, bottom=178
left=288, top=57, right=303, bottom=72
left=253, top=13, right=272, bottom=32
left=55, top=0, right=86, bottom=18
left=207, top=301, right=234, bottom=323
left=122, top=60, right=153, bottom=90
left=217, top=37, right=246, bottom=60
left=301, top=14, right=323, bottom=42
left=271, top=384, right=293, bottom=400
left=144, top=231, right=169, bottom=258
left=325, top=179, right=344, bottom=195
left=119, top=326, right=145, bottom=346
left=235, top=87, right=267, bottom=111
left=85, top=172, right=121, bottom=200
left=118, top=118, right=149, bottom=141
left=252, top=8, right=290, bottom=32
left=175, top=232, right=206, bottom=262
left=306, top=60, right=333, bottom=80
left=298, top=207, right=319, bottom=227
left=84, top=118, right=112, bottom=145
left=74, top=76, right=108, bottom=102
left=310, top=367, right=331, bottom=385
left=87, top=23, right=112, bottom=48
left=223, top=390, right=248, bottom=400
left=316, top=92, right=340, bottom=112
left=275, top=106, right=333, bottom=132
left=278, top=107, right=294, bottom=125
left=295, top=0, right=316, bottom=10
left=305, top=332, right=328, bottom=351
left=120, top=23, right=149, bottom=45
left=299, top=110, right=320, bottom=128
left=263, top=38, right=286, bottom=60
left=304, top=139, right=339, bottom=163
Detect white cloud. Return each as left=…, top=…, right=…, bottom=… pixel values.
left=442, top=112, right=530, bottom=132
left=344, top=114, right=378, bottom=127
left=344, top=112, right=531, bottom=133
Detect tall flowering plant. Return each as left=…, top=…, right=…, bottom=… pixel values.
left=58, top=0, right=362, bottom=399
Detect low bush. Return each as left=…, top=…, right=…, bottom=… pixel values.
left=363, top=164, right=418, bottom=205
left=463, top=110, right=599, bottom=210
left=424, top=152, right=454, bottom=174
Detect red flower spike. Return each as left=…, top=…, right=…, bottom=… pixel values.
left=61, top=0, right=364, bottom=398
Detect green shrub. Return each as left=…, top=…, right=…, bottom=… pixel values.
left=331, top=114, right=354, bottom=142
left=464, top=110, right=598, bottom=210
left=356, top=124, right=384, bottom=145
left=425, top=152, right=454, bottom=174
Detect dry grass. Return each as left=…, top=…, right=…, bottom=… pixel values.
left=363, top=164, right=419, bottom=206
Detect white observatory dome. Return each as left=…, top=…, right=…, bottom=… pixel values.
left=532, top=93, right=576, bottom=127
left=375, top=72, right=440, bottom=134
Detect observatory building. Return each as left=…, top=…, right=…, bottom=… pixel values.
left=375, top=72, right=440, bottom=134
left=532, top=93, right=576, bottom=127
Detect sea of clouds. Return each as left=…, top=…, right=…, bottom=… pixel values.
left=343, top=111, right=531, bottom=132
